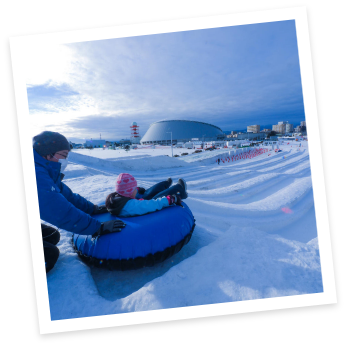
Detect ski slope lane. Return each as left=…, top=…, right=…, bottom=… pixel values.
left=46, top=142, right=321, bottom=320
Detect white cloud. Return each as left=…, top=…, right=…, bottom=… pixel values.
left=25, top=44, right=79, bottom=87
left=26, top=23, right=305, bottom=138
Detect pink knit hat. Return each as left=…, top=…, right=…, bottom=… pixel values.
left=115, top=173, right=137, bottom=198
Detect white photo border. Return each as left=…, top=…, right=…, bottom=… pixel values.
left=10, top=6, right=336, bottom=334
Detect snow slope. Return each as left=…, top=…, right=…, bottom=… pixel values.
left=46, top=142, right=322, bottom=320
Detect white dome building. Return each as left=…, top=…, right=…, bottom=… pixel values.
left=140, top=120, right=225, bottom=145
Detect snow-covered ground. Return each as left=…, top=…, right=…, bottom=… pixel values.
left=46, top=141, right=322, bottom=320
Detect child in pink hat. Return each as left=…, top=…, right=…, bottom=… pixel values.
left=105, top=173, right=188, bottom=217
left=114, top=173, right=139, bottom=198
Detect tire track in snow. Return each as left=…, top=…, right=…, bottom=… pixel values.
left=188, top=152, right=310, bottom=197
left=188, top=176, right=312, bottom=213
left=67, top=161, right=116, bottom=177
left=231, top=150, right=306, bottom=171
left=283, top=160, right=311, bottom=174
left=190, top=187, right=314, bottom=235
left=189, top=173, right=280, bottom=195
left=258, top=152, right=309, bottom=173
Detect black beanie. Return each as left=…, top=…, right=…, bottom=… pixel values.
left=33, top=131, right=70, bottom=157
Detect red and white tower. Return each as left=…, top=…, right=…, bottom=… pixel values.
left=130, top=122, right=140, bottom=143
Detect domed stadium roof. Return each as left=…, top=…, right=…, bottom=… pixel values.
left=140, top=120, right=225, bottom=144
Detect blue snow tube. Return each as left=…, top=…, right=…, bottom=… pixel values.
left=72, top=202, right=195, bottom=270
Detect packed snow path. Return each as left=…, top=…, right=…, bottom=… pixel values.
left=46, top=143, right=322, bottom=320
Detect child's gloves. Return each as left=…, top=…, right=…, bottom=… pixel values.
left=92, top=204, right=107, bottom=215
left=92, top=220, right=126, bottom=239
left=166, top=194, right=182, bottom=206
left=137, top=187, right=146, bottom=195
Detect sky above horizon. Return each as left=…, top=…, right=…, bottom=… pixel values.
left=26, top=20, right=305, bottom=142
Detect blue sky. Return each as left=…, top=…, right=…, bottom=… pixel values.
left=26, top=20, right=305, bottom=141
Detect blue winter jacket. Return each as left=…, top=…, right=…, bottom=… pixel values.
left=119, top=197, right=170, bottom=217
left=33, top=149, right=101, bottom=235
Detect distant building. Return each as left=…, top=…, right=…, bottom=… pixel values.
left=226, top=131, right=238, bottom=138
left=272, top=121, right=293, bottom=134
left=278, top=136, right=296, bottom=141
left=260, top=129, right=272, bottom=133
left=235, top=133, right=266, bottom=140
left=84, top=139, right=106, bottom=148
left=294, top=125, right=307, bottom=134
left=140, top=120, right=226, bottom=145
left=226, top=131, right=237, bottom=138
left=118, top=139, right=132, bottom=145
left=285, top=123, right=294, bottom=133
left=184, top=142, right=194, bottom=149
left=247, top=125, right=260, bottom=133
left=294, top=121, right=307, bottom=134
left=272, top=124, right=285, bottom=134
left=71, top=143, right=83, bottom=149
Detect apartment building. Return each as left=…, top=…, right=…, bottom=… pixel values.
left=272, top=121, right=294, bottom=134
left=247, top=125, right=260, bottom=133
left=285, top=123, right=294, bottom=133
left=272, top=123, right=286, bottom=134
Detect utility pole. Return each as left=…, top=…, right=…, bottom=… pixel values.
left=167, top=132, right=173, bottom=157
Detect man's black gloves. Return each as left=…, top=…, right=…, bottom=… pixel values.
left=93, top=204, right=107, bottom=215
left=92, top=220, right=126, bottom=239
left=137, top=187, right=146, bottom=195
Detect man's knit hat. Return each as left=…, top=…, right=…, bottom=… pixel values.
left=115, top=173, right=137, bottom=198
left=33, top=131, right=70, bottom=157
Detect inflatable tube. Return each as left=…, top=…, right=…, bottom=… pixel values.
left=72, top=202, right=195, bottom=270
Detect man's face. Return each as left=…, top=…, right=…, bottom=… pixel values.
left=46, top=150, right=70, bottom=162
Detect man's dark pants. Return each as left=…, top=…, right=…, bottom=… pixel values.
left=42, top=224, right=60, bottom=273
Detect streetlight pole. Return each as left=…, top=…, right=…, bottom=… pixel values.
left=167, top=132, right=173, bottom=157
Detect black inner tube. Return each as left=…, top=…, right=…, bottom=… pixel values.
left=72, top=221, right=196, bottom=271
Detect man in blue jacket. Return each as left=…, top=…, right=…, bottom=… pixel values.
left=33, top=131, right=126, bottom=273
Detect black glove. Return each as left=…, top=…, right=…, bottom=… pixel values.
left=93, top=204, right=107, bottom=215
left=137, top=187, right=146, bottom=195
left=166, top=194, right=182, bottom=206
left=92, top=219, right=126, bottom=238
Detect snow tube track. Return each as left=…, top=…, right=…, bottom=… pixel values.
left=72, top=202, right=196, bottom=270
